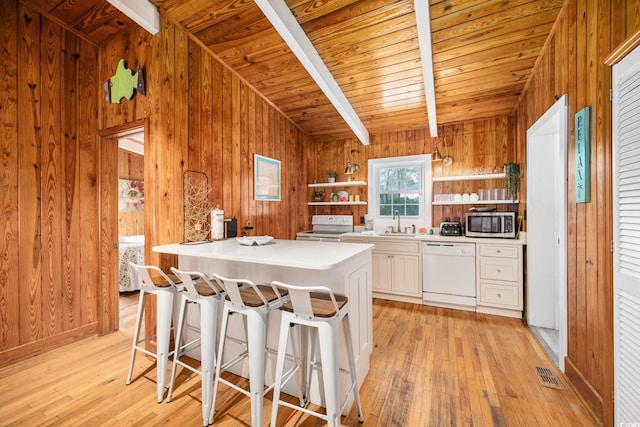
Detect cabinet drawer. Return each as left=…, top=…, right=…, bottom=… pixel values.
left=341, top=237, right=368, bottom=243
left=479, top=258, right=519, bottom=281
left=478, top=244, right=518, bottom=259
left=370, top=239, right=420, bottom=254
left=478, top=282, right=521, bottom=308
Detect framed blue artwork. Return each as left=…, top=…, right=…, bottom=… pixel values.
left=254, top=154, right=281, bottom=201
left=575, top=107, right=590, bottom=203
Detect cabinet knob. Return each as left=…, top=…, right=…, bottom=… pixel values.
left=497, top=250, right=501, bottom=253
left=497, top=269, right=501, bottom=273
left=497, top=293, right=502, bottom=298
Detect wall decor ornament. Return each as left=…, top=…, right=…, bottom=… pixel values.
left=182, top=170, right=212, bottom=244
left=104, top=59, right=146, bottom=104
left=575, top=106, right=590, bottom=203
left=118, top=179, right=144, bottom=211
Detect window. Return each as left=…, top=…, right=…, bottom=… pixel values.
left=368, top=154, right=432, bottom=227
left=378, top=166, right=421, bottom=216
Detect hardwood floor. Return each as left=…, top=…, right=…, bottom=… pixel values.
left=0, top=296, right=597, bottom=426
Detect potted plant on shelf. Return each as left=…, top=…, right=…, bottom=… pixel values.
left=504, top=162, right=521, bottom=201
left=326, top=170, right=338, bottom=183
left=313, top=190, right=324, bottom=202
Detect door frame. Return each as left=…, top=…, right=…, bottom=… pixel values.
left=526, top=94, right=568, bottom=371
left=97, top=119, right=146, bottom=334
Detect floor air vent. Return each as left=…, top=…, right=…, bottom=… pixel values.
left=535, top=366, right=563, bottom=390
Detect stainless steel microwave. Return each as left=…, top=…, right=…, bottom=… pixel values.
left=465, top=212, right=516, bottom=238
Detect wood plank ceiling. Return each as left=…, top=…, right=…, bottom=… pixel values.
left=24, top=0, right=565, bottom=142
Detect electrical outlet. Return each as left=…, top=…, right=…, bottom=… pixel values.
left=242, top=220, right=254, bottom=236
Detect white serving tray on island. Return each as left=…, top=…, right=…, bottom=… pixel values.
left=236, top=235, right=274, bottom=246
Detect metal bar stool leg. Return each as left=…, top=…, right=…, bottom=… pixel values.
left=289, top=322, right=305, bottom=407
left=270, top=311, right=293, bottom=427
left=167, top=293, right=188, bottom=402
left=343, top=313, right=364, bottom=422
left=317, top=322, right=341, bottom=427
left=200, top=299, right=218, bottom=426
left=209, top=305, right=231, bottom=425
left=155, top=290, right=175, bottom=403
left=245, top=308, right=267, bottom=427
left=126, top=289, right=146, bottom=385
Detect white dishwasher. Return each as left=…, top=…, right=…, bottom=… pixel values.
left=422, top=242, right=476, bottom=311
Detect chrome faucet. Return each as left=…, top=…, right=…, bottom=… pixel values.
left=393, top=210, right=400, bottom=232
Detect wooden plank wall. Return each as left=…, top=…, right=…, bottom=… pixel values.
left=308, top=117, right=517, bottom=228
left=513, top=0, right=640, bottom=424
left=0, top=0, right=100, bottom=364
left=1, top=4, right=311, bottom=364
left=99, top=17, right=311, bottom=266
left=118, top=150, right=143, bottom=181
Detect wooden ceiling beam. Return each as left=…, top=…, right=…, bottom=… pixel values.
left=253, top=0, right=369, bottom=145
left=414, top=0, right=438, bottom=137
left=106, top=0, right=159, bottom=34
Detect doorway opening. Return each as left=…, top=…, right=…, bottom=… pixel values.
left=526, top=95, right=568, bottom=371
left=117, top=129, right=145, bottom=331
left=99, top=120, right=146, bottom=332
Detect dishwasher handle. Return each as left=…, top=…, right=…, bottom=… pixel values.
left=423, top=242, right=475, bottom=256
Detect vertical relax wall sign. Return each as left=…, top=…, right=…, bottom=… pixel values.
left=575, top=107, right=590, bottom=203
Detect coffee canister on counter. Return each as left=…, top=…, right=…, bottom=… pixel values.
left=211, top=205, right=224, bottom=240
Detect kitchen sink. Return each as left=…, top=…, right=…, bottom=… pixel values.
left=381, top=232, right=416, bottom=237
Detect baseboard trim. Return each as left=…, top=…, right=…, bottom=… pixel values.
left=0, top=323, right=98, bottom=366
left=564, top=356, right=603, bottom=423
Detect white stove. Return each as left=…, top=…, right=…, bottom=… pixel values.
left=296, top=215, right=354, bottom=242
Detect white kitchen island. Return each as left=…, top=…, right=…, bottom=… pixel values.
left=153, top=238, right=373, bottom=413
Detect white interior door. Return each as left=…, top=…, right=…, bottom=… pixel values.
left=612, top=43, right=640, bottom=422
left=526, top=94, right=568, bottom=371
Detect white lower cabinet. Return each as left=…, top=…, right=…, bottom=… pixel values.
left=342, top=235, right=525, bottom=314
left=372, top=252, right=393, bottom=292
left=343, top=236, right=422, bottom=304
left=372, top=251, right=420, bottom=296
left=476, top=243, right=523, bottom=318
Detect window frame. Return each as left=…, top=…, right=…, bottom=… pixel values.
left=367, top=154, right=432, bottom=229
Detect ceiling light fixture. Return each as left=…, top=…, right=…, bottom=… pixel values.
left=107, top=0, right=160, bottom=35
left=414, top=0, right=438, bottom=137
left=253, top=0, right=370, bottom=146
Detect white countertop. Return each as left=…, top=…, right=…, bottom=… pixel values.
left=153, top=239, right=374, bottom=270
left=342, top=231, right=527, bottom=245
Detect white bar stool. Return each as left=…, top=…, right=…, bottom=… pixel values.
left=269, top=281, right=364, bottom=427
left=126, top=263, right=181, bottom=403
left=209, top=274, right=290, bottom=427
left=167, top=268, right=225, bottom=427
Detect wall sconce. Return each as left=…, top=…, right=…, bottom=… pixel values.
left=442, top=136, right=453, bottom=166
left=432, top=143, right=443, bottom=161
left=345, top=149, right=360, bottom=175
